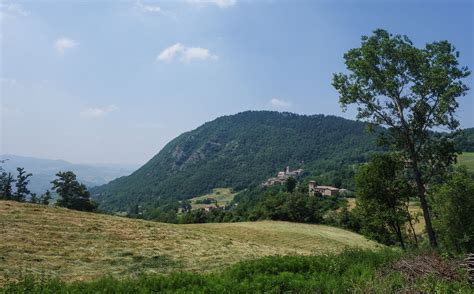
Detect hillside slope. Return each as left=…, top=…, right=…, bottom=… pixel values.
left=0, top=201, right=380, bottom=284
left=92, top=111, right=382, bottom=212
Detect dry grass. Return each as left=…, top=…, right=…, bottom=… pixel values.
left=0, top=201, right=380, bottom=285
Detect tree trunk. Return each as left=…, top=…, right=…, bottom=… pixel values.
left=411, top=160, right=437, bottom=247
left=394, top=222, right=406, bottom=250
left=407, top=208, right=419, bottom=247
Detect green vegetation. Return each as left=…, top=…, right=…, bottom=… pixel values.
left=351, top=154, right=418, bottom=249
left=91, top=111, right=383, bottom=214
left=3, top=249, right=471, bottom=293
left=159, top=183, right=345, bottom=225
left=51, top=171, right=97, bottom=212
left=431, top=167, right=474, bottom=253
left=455, top=128, right=474, bottom=152
left=333, top=28, right=470, bottom=247
left=0, top=201, right=379, bottom=285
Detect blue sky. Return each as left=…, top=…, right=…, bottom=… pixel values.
left=1, top=0, right=473, bottom=165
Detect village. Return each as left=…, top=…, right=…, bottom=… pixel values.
left=189, top=166, right=350, bottom=213
left=263, top=166, right=349, bottom=196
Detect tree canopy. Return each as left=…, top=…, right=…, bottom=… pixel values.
left=52, top=171, right=96, bottom=212
left=333, top=29, right=470, bottom=247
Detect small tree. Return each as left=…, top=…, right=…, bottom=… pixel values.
left=0, top=172, right=16, bottom=200
left=354, top=153, right=414, bottom=248
left=180, top=200, right=192, bottom=213
left=39, top=190, right=52, bottom=205
left=30, top=193, right=38, bottom=204
left=51, top=171, right=96, bottom=212
left=14, top=167, right=32, bottom=202
left=333, top=29, right=470, bottom=247
left=431, top=167, right=474, bottom=253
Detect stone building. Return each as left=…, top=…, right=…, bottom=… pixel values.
left=308, top=180, right=340, bottom=196
left=263, top=166, right=304, bottom=186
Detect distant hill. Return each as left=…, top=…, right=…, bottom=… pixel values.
left=0, top=154, right=138, bottom=195
left=0, top=201, right=379, bottom=284
left=91, top=111, right=384, bottom=212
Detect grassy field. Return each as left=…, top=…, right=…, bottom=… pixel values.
left=0, top=201, right=380, bottom=285
left=458, top=152, right=474, bottom=172
left=188, top=188, right=236, bottom=210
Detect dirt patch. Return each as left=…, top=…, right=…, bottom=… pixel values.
left=385, top=251, right=462, bottom=283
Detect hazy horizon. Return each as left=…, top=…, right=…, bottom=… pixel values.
left=2, top=0, right=473, bottom=165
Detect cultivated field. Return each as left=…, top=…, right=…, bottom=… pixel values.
left=0, top=201, right=380, bottom=285
left=188, top=188, right=236, bottom=210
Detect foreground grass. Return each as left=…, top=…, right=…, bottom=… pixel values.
left=0, top=201, right=379, bottom=285
left=2, top=249, right=471, bottom=293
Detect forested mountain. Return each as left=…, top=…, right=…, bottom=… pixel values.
left=0, top=154, right=137, bottom=195
left=91, top=111, right=384, bottom=212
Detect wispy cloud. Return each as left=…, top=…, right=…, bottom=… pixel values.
left=80, top=105, right=119, bottom=118
left=54, top=38, right=79, bottom=55
left=269, top=98, right=291, bottom=109
left=0, top=2, right=30, bottom=19
left=187, top=0, right=237, bottom=8
left=134, top=1, right=162, bottom=13
left=157, top=43, right=218, bottom=63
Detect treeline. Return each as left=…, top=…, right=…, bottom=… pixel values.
left=322, top=154, right=474, bottom=254
left=0, top=161, right=97, bottom=212
left=129, top=179, right=345, bottom=226
left=0, top=164, right=52, bottom=205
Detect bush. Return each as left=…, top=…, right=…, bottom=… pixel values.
left=431, top=167, right=474, bottom=254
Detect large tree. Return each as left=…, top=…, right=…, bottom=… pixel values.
left=14, top=167, right=32, bottom=202
left=333, top=29, right=470, bottom=247
left=51, top=171, right=96, bottom=212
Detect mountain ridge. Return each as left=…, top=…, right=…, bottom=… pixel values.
left=91, top=111, right=383, bottom=212
left=0, top=154, right=138, bottom=194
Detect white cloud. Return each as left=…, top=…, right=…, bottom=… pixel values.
left=157, top=43, right=218, bottom=63
left=80, top=105, right=119, bottom=118
left=54, top=38, right=79, bottom=55
left=0, top=2, right=30, bottom=19
left=182, top=47, right=218, bottom=62
left=269, top=98, right=291, bottom=109
left=187, top=0, right=237, bottom=8
left=157, top=43, right=185, bottom=62
left=135, top=1, right=162, bottom=13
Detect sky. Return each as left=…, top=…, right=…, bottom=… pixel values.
left=1, top=0, right=473, bottom=165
